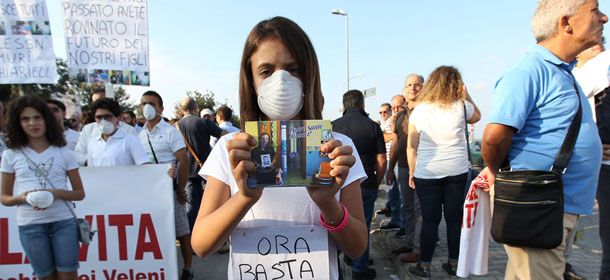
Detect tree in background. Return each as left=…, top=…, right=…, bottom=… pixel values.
left=173, top=89, right=240, bottom=129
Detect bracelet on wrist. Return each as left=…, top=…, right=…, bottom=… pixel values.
left=319, top=202, right=349, bottom=232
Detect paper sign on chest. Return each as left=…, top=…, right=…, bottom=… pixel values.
left=231, top=225, right=330, bottom=280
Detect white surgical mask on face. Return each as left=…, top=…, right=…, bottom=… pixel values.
left=256, top=70, right=304, bottom=120
left=98, top=119, right=115, bottom=135
left=143, top=104, right=157, bottom=121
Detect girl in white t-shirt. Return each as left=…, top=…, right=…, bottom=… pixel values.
left=406, top=66, right=481, bottom=277
left=190, top=17, right=369, bottom=280
left=0, top=96, right=85, bottom=280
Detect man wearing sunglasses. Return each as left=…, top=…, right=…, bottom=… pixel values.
left=85, top=98, right=149, bottom=167
left=74, top=92, right=137, bottom=166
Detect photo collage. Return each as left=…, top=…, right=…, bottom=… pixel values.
left=68, top=68, right=150, bottom=86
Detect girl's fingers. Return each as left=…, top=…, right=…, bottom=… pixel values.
left=229, top=149, right=252, bottom=169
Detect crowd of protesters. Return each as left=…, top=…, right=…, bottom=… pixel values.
left=0, top=0, right=609, bottom=279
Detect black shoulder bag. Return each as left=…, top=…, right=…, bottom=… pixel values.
left=491, top=75, right=582, bottom=249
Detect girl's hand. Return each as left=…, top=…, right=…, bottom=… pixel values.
left=15, top=190, right=33, bottom=205
left=227, top=133, right=263, bottom=201
left=409, top=174, right=416, bottom=189
left=307, top=139, right=355, bottom=207
left=479, top=167, right=494, bottom=192
left=167, top=164, right=177, bottom=179
left=26, top=190, right=52, bottom=211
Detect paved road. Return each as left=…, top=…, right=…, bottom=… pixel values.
left=372, top=185, right=603, bottom=280
left=175, top=184, right=603, bottom=279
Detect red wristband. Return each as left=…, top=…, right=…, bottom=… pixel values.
left=319, top=203, right=349, bottom=232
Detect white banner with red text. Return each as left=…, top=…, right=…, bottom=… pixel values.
left=0, top=164, right=178, bottom=279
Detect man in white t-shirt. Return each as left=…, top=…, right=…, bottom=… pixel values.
left=46, top=99, right=80, bottom=151
left=573, top=41, right=610, bottom=280
left=86, top=98, right=149, bottom=167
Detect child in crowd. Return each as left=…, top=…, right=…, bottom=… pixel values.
left=190, top=16, right=368, bottom=280
left=0, top=95, right=85, bottom=280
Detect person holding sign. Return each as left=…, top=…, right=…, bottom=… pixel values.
left=0, top=96, right=85, bottom=280
left=191, top=17, right=368, bottom=280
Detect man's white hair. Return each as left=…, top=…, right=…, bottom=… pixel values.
left=531, top=0, right=587, bottom=43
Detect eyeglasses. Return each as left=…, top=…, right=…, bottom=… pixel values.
left=94, top=114, right=115, bottom=121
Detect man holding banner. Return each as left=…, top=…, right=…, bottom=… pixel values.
left=139, top=91, right=194, bottom=280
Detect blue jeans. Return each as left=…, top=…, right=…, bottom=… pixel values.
left=387, top=166, right=404, bottom=227
left=186, top=176, right=205, bottom=231
left=414, top=173, right=467, bottom=265
left=599, top=164, right=610, bottom=280
left=352, top=188, right=378, bottom=272
left=18, top=218, right=80, bottom=277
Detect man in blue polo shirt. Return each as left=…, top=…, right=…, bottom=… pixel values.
left=482, top=0, right=607, bottom=279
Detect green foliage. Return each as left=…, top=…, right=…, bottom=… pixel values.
left=173, top=90, right=241, bottom=129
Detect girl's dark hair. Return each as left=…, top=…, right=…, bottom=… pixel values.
left=5, top=95, right=66, bottom=148
left=239, top=16, right=323, bottom=128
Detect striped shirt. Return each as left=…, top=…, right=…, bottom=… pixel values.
left=139, top=120, right=186, bottom=164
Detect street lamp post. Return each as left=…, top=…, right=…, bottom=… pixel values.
left=332, top=9, right=349, bottom=91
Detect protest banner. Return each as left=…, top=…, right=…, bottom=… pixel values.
left=62, top=0, right=150, bottom=86
left=0, top=0, right=57, bottom=84
left=231, top=225, right=330, bottom=280
left=363, top=87, right=376, bottom=98
left=0, top=164, right=178, bottom=279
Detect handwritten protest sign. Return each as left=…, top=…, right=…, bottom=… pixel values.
left=231, top=225, right=330, bottom=280
left=0, top=0, right=57, bottom=84
left=62, top=0, right=150, bottom=86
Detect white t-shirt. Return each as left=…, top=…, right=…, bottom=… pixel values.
left=63, top=128, right=80, bottom=151
left=0, top=146, right=78, bottom=226
left=87, top=128, right=149, bottom=167
left=200, top=132, right=367, bottom=280
left=409, top=100, right=474, bottom=179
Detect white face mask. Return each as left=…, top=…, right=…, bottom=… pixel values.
left=26, top=191, right=54, bottom=208
left=256, top=70, right=304, bottom=120
left=98, top=119, right=115, bottom=135
left=143, top=104, right=157, bottom=121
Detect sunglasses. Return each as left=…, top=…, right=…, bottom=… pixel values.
left=94, top=114, right=115, bottom=121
